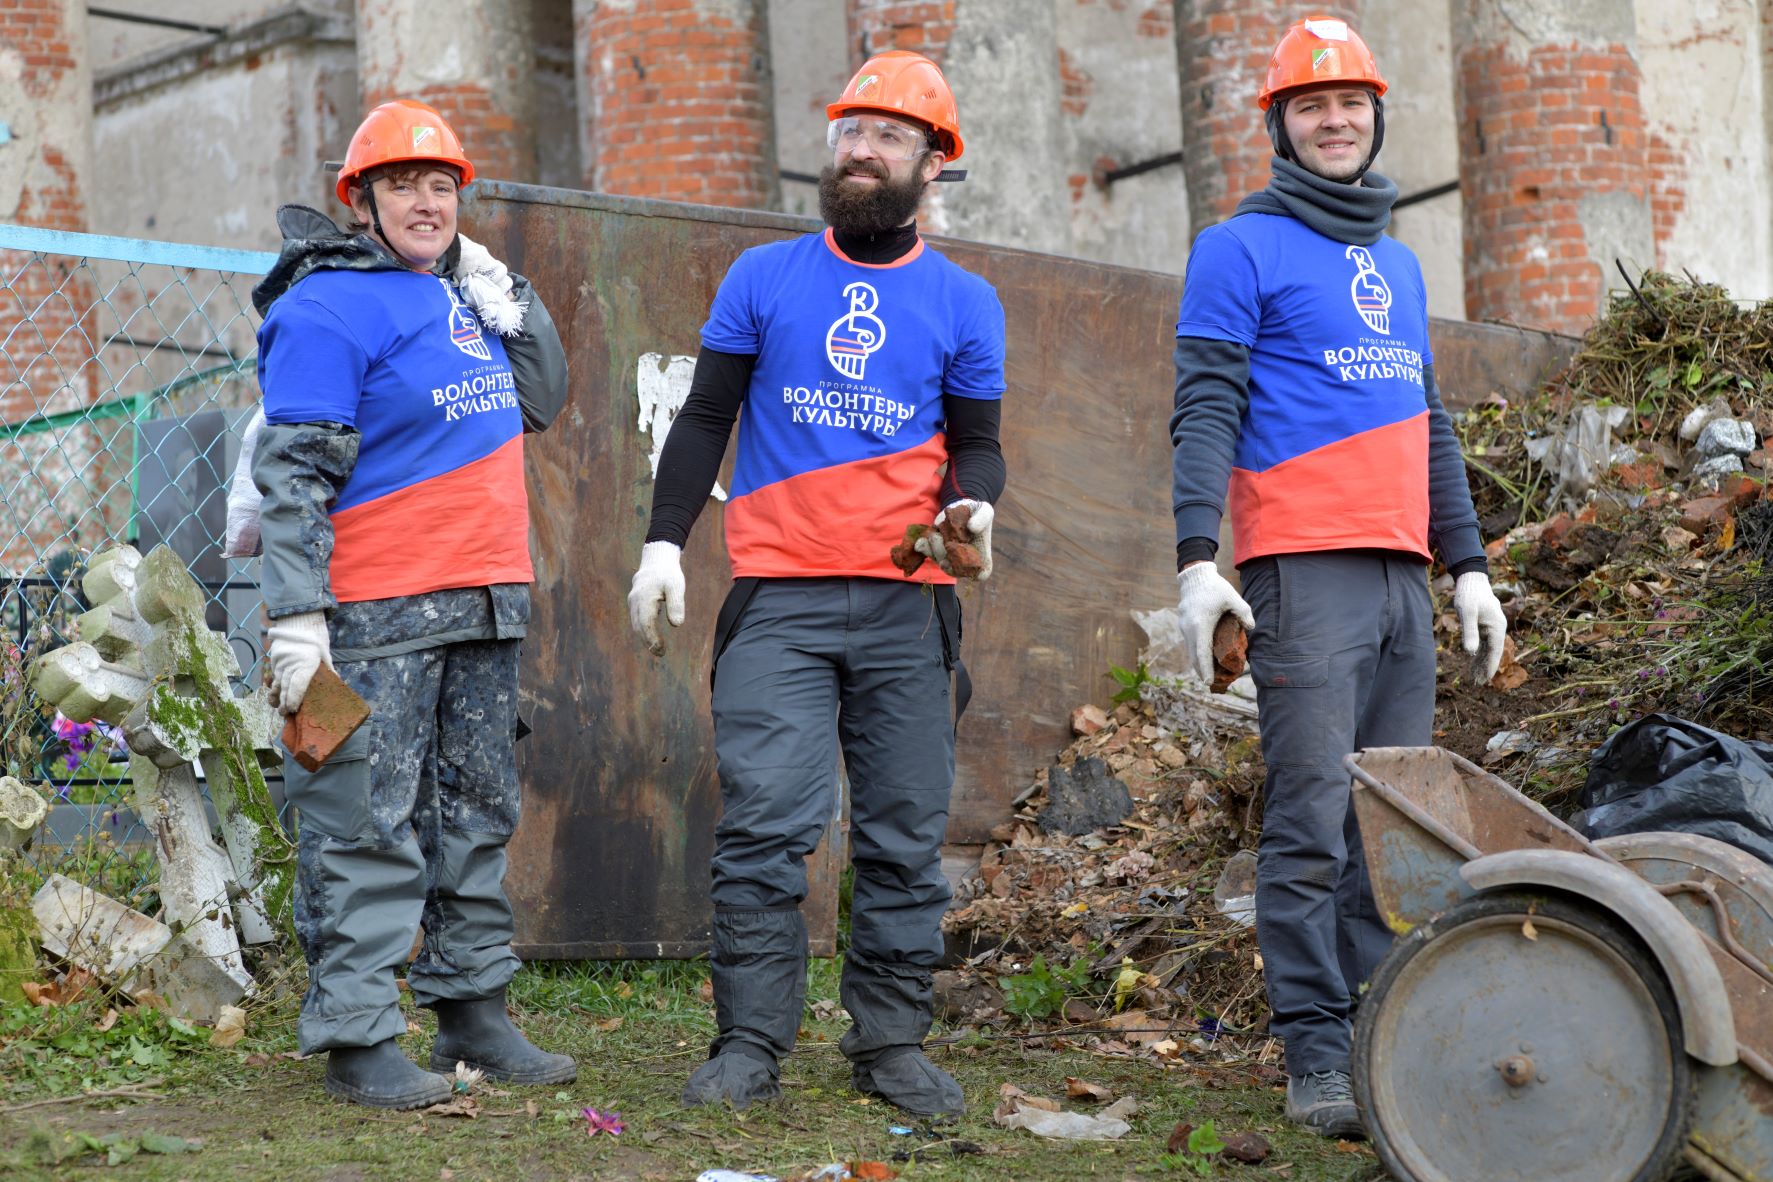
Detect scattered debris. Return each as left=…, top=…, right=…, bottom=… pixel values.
left=209, top=1005, right=248, bottom=1049
left=1037, top=757, right=1133, bottom=836
left=0, top=775, right=49, bottom=853
left=450, top=1061, right=487, bottom=1095
left=993, top=1083, right=1138, bottom=1140
left=581, top=1106, right=625, bottom=1136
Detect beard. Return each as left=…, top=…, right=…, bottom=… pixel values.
left=818, top=161, right=927, bottom=236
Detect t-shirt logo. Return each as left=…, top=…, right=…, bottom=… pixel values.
left=826, top=281, right=886, bottom=380
left=441, top=278, right=493, bottom=361
left=1346, top=245, right=1392, bottom=336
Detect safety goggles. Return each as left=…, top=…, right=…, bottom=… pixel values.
left=826, top=115, right=933, bottom=162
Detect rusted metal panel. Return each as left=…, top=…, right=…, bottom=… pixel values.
left=471, top=181, right=1578, bottom=957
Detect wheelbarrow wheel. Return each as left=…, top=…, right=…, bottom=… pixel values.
left=1353, top=890, right=1694, bottom=1182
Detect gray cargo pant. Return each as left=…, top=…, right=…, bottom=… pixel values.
left=1239, top=551, right=1435, bottom=1076
left=707, top=578, right=957, bottom=1067
left=283, top=637, right=524, bottom=1054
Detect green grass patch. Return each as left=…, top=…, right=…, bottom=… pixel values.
left=0, top=961, right=1382, bottom=1182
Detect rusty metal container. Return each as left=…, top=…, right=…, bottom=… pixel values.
left=467, top=181, right=1578, bottom=960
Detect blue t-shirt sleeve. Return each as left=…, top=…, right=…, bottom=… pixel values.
left=700, top=250, right=763, bottom=354
left=258, top=294, right=370, bottom=426
left=944, top=282, right=1006, bottom=400
left=1175, top=225, right=1262, bottom=348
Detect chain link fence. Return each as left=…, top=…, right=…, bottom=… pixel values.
left=1, top=222, right=277, bottom=905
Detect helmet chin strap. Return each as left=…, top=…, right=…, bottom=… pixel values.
left=1266, top=93, right=1386, bottom=183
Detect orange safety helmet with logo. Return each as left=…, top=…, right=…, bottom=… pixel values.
left=827, top=50, right=965, bottom=163
left=1256, top=15, right=1388, bottom=110
left=335, top=99, right=476, bottom=206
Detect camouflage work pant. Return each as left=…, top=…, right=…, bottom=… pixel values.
left=283, top=637, right=524, bottom=1053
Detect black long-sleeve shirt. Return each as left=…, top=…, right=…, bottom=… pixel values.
left=644, top=225, right=1006, bottom=548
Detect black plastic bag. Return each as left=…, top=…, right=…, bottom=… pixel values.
left=1580, top=713, right=1773, bottom=865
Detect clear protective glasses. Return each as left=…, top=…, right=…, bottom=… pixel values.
left=826, top=115, right=932, bottom=162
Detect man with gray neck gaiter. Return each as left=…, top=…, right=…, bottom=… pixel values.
left=1167, top=16, right=1508, bottom=1139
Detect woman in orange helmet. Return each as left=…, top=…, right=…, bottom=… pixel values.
left=250, top=99, right=572, bottom=1109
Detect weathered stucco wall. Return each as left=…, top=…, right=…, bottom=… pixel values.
left=1365, top=0, right=1466, bottom=322
left=92, top=16, right=357, bottom=250
left=1637, top=0, right=1772, bottom=299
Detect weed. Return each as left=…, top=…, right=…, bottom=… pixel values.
left=1156, top=1119, right=1228, bottom=1174
left=1109, top=661, right=1152, bottom=705
left=1000, top=953, right=1095, bottom=1022
left=0, top=997, right=211, bottom=1099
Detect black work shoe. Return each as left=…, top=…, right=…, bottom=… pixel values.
left=428, top=990, right=577, bottom=1085
left=325, top=1039, right=452, bottom=1110
left=681, top=1050, right=781, bottom=1110
left=1286, top=1070, right=1364, bottom=1139
left=852, top=1046, right=965, bottom=1116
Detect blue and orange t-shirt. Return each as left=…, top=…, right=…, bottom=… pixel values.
left=702, top=229, right=1006, bottom=580
left=1176, top=214, right=1434, bottom=565
left=257, top=269, right=530, bottom=602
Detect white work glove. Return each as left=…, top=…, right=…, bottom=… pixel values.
left=913, top=499, right=995, bottom=580
left=628, top=541, right=686, bottom=655
left=1454, top=570, right=1508, bottom=685
left=451, top=233, right=526, bottom=336
left=265, top=611, right=331, bottom=715
left=1175, top=561, right=1255, bottom=687
left=222, top=406, right=266, bottom=559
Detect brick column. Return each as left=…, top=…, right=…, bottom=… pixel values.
left=355, top=0, right=539, bottom=185
left=848, top=0, right=956, bottom=61
left=0, top=0, right=96, bottom=564
left=1453, top=0, right=1652, bottom=333
left=1174, top=1, right=1364, bottom=239
left=573, top=0, right=779, bottom=210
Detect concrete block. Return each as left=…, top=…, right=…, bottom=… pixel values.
left=32, top=874, right=245, bottom=1023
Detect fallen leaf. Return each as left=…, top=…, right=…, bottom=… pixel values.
left=132, top=989, right=167, bottom=1012
left=406, top=1020, right=424, bottom=1035
left=596, top=1016, right=624, bottom=1032
left=93, top=1007, right=119, bottom=1033
left=698, top=978, right=715, bottom=1004
left=1167, top=1121, right=1192, bottom=1153
left=243, top=1053, right=271, bottom=1068
left=1522, top=918, right=1538, bottom=941
left=211, top=1005, right=248, bottom=1048
left=848, top=1163, right=897, bottom=1180
left=421, top=1095, right=480, bottom=1119
left=1150, top=1039, right=1180, bottom=1059
left=20, top=981, right=48, bottom=1006
left=1065, top=1076, right=1113, bottom=1102
left=614, top=981, right=634, bottom=999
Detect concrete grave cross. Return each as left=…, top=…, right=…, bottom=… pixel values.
left=32, top=545, right=294, bottom=987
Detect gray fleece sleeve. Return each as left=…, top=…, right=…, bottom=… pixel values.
left=1423, top=364, right=1488, bottom=575
left=251, top=420, right=360, bottom=618
left=1170, top=336, right=1252, bottom=564
left=503, top=274, right=569, bottom=434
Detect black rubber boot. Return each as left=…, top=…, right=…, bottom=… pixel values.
left=428, top=988, right=577, bottom=1085
left=839, top=951, right=963, bottom=1114
left=325, top=1039, right=452, bottom=1109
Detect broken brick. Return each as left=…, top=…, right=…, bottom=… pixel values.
left=1678, top=495, right=1732, bottom=534
left=1211, top=614, right=1247, bottom=693
left=1071, top=704, right=1109, bottom=736
left=282, top=664, right=371, bottom=772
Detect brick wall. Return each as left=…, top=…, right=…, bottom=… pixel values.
left=354, top=0, right=539, bottom=186
left=847, top=1, right=956, bottom=63
left=1454, top=26, right=1650, bottom=332
left=576, top=0, right=779, bottom=209
left=1, top=0, right=94, bottom=424
left=1174, top=0, right=1364, bottom=240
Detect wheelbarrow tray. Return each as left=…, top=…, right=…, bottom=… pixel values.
left=1348, top=745, right=1773, bottom=1182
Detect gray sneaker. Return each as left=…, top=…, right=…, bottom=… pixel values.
left=1285, top=1070, right=1363, bottom=1139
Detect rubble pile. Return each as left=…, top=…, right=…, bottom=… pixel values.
left=941, top=271, right=1773, bottom=1040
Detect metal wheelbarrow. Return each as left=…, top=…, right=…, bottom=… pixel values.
left=1346, top=746, right=1773, bottom=1182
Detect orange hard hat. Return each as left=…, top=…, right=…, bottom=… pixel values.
left=827, top=50, right=964, bottom=162
left=1256, top=15, right=1388, bottom=110
left=335, top=99, right=476, bottom=205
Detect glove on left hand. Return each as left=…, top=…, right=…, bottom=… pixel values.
left=913, top=499, right=995, bottom=580
left=1454, top=571, right=1508, bottom=685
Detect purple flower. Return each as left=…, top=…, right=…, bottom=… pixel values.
left=1609, top=698, right=1621, bottom=709
left=582, top=1108, right=624, bottom=1137
left=1656, top=666, right=1668, bottom=677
